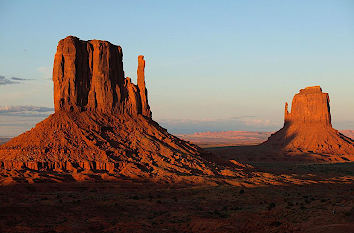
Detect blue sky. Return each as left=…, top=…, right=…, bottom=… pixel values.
left=0, top=0, right=353, bottom=136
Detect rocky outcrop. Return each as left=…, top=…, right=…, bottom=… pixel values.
left=264, top=86, right=354, bottom=158
left=53, top=36, right=151, bottom=117
left=0, top=36, right=239, bottom=183
left=0, top=160, right=115, bottom=172
left=284, top=86, right=331, bottom=127
left=53, top=36, right=124, bottom=112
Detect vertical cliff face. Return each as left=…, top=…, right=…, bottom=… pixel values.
left=53, top=36, right=124, bottom=112
left=265, top=86, right=354, bottom=156
left=53, top=36, right=151, bottom=117
left=284, top=86, right=331, bottom=127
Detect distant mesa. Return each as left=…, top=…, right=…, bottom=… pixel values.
left=0, top=36, right=238, bottom=183
left=179, top=131, right=273, bottom=148
left=341, top=130, right=354, bottom=140
left=264, top=86, right=354, bottom=159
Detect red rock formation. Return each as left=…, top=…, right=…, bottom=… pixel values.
left=53, top=36, right=150, bottom=117
left=284, top=86, right=331, bottom=127
left=53, top=36, right=124, bottom=112
left=264, top=86, right=354, bottom=158
left=123, top=77, right=141, bottom=116
left=0, top=36, right=239, bottom=183
left=137, top=55, right=152, bottom=117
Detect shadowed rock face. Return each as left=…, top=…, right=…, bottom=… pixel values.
left=265, top=86, right=354, bottom=157
left=0, top=36, right=240, bottom=183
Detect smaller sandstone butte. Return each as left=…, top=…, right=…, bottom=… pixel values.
left=264, top=86, right=354, bottom=159
left=284, top=86, right=331, bottom=127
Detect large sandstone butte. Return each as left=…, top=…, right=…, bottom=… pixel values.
left=53, top=36, right=150, bottom=116
left=0, top=36, right=239, bottom=183
left=264, top=86, right=354, bottom=159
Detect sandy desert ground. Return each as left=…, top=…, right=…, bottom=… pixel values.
left=1, top=162, right=354, bottom=233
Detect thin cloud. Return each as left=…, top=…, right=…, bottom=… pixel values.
left=11, top=77, right=31, bottom=81
left=0, top=76, right=18, bottom=85
left=229, top=115, right=256, bottom=120
left=0, top=75, right=31, bottom=85
left=0, top=105, right=54, bottom=117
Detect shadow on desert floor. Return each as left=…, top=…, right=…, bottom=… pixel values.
left=0, top=180, right=353, bottom=233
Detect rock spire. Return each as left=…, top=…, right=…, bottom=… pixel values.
left=137, top=55, right=151, bottom=117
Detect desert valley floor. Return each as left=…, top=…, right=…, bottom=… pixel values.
left=1, top=160, right=354, bottom=233
left=1, top=135, right=354, bottom=233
